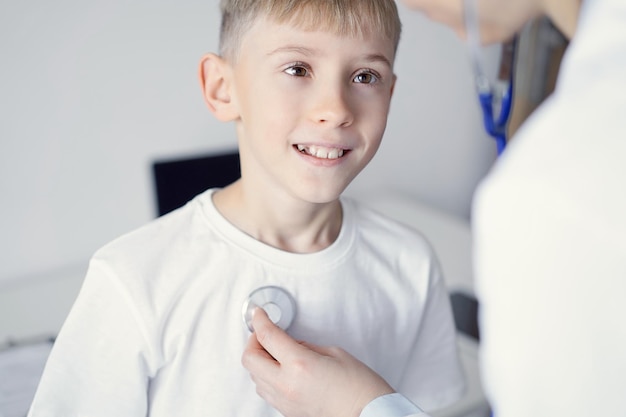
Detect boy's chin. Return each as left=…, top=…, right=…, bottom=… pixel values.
left=294, top=185, right=349, bottom=205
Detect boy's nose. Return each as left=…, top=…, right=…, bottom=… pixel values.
left=309, top=86, right=354, bottom=128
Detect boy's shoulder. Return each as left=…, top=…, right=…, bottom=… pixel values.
left=344, top=196, right=434, bottom=254
left=92, top=190, right=214, bottom=267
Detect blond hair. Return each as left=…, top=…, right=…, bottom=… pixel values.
left=219, top=0, right=402, bottom=62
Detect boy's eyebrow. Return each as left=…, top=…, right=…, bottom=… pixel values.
left=267, top=45, right=317, bottom=57
left=361, top=53, right=393, bottom=69
left=267, top=45, right=393, bottom=69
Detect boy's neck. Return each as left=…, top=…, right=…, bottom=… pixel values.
left=212, top=181, right=343, bottom=254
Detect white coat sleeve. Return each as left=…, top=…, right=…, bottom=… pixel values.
left=474, top=174, right=626, bottom=417
left=360, top=393, right=430, bottom=417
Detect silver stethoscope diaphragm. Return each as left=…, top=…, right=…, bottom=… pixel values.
left=242, top=286, right=296, bottom=332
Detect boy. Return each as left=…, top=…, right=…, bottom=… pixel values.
left=28, top=1, right=464, bottom=416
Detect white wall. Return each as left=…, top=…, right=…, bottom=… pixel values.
left=0, top=0, right=499, bottom=285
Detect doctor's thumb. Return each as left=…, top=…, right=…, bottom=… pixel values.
left=251, top=307, right=303, bottom=363
left=250, top=306, right=273, bottom=331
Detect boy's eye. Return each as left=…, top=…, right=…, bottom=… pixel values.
left=284, top=65, right=309, bottom=77
left=353, top=71, right=379, bottom=84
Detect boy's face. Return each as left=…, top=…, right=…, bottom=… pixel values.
left=227, top=18, right=396, bottom=204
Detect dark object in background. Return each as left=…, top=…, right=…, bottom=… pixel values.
left=450, top=291, right=480, bottom=341
left=152, top=151, right=240, bottom=217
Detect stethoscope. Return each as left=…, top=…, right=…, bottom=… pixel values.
left=242, top=286, right=296, bottom=332
left=464, top=0, right=518, bottom=156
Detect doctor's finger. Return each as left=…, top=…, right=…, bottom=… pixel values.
left=250, top=307, right=310, bottom=364
left=244, top=331, right=277, bottom=362
left=242, top=332, right=281, bottom=378
left=248, top=370, right=281, bottom=400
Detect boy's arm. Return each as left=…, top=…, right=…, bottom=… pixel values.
left=28, top=260, right=154, bottom=416
left=395, top=259, right=466, bottom=410
left=242, top=309, right=429, bottom=417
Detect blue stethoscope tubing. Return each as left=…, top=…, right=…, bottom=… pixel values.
left=464, top=0, right=518, bottom=157
left=477, top=37, right=517, bottom=156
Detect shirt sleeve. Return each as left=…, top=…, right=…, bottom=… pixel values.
left=395, top=256, right=466, bottom=411
left=360, top=393, right=430, bottom=417
left=28, top=258, right=158, bottom=417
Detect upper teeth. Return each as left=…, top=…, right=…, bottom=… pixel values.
left=297, top=144, right=345, bottom=159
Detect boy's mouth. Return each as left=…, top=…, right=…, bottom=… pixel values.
left=295, top=144, right=347, bottom=160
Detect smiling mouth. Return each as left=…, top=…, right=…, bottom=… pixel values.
left=295, top=144, right=347, bottom=160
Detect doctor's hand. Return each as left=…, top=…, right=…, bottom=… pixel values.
left=242, top=308, right=395, bottom=417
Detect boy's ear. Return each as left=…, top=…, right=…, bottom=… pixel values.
left=390, top=74, right=397, bottom=98
left=198, top=53, right=239, bottom=121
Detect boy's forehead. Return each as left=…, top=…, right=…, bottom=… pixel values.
left=219, top=1, right=401, bottom=64
left=242, top=17, right=396, bottom=63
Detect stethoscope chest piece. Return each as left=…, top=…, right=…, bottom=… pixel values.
left=242, top=286, right=296, bottom=332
